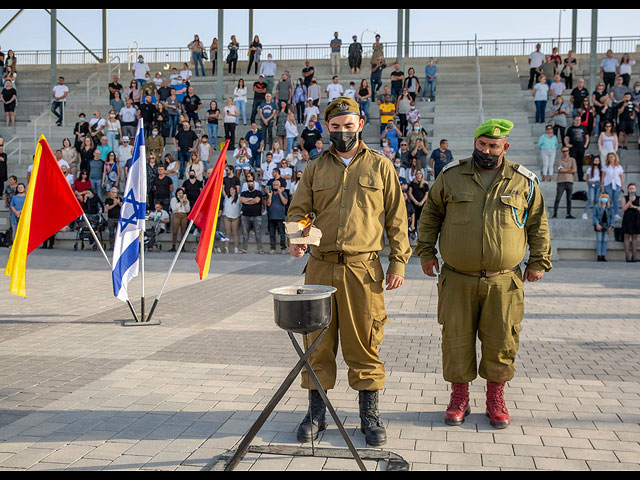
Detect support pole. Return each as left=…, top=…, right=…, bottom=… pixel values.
left=81, top=213, right=140, bottom=323
left=44, top=9, right=102, bottom=63
left=0, top=9, right=24, bottom=36
left=145, top=220, right=195, bottom=324
left=396, top=9, right=403, bottom=70
left=404, top=9, right=410, bottom=58
left=217, top=9, right=224, bottom=107
left=102, top=9, right=108, bottom=63
left=589, top=10, right=598, bottom=94
left=50, top=9, right=57, bottom=91
left=248, top=9, right=253, bottom=48
left=571, top=9, right=578, bottom=53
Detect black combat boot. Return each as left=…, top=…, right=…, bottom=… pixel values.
left=359, top=390, right=387, bottom=447
left=296, top=389, right=327, bottom=443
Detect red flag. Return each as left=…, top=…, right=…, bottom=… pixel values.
left=5, top=135, right=84, bottom=296
left=188, top=140, right=230, bottom=280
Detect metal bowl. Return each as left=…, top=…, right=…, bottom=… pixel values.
left=268, top=285, right=337, bottom=334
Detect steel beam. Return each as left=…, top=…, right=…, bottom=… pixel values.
left=590, top=10, right=598, bottom=93
left=44, top=9, right=102, bottom=63
left=50, top=9, right=57, bottom=90
left=0, top=9, right=24, bottom=37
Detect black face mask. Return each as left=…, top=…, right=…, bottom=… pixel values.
left=329, top=131, right=359, bottom=153
left=473, top=148, right=502, bottom=170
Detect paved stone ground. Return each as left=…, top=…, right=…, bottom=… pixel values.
left=0, top=248, right=639, bottom=471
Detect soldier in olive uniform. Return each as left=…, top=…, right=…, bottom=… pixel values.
left=288, top=96, right=412, bottom=446
left=415, top=119, right=552, bottom=429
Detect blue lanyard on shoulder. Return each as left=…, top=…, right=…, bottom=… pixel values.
left=511, top=179, right=535, bottom=229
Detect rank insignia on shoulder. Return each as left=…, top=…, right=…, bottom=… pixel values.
left=441, top=160, right=460, bottom=173
left=514, top=164, right=539, bottom=184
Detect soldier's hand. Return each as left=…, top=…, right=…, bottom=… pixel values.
left=421, top=260, right=440, bottom=277
left=523, top=269, right=544, bottom=282
left=386, top=274, right=404, bottom=290
left=289, top=244, right=306, bottom=258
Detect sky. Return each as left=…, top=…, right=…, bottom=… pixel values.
left=0, top=9, right=638, bottom=52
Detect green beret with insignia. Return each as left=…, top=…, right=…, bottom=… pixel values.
left=324, top=96, right=361, bottom=122
left=474, top=118, right=514, bottom=139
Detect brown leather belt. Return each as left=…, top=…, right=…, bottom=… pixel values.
left=443, top=263, right=519, bottom=278
left=310, top=251, right=377, bottom=265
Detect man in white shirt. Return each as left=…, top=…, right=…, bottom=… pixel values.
left=326, top=76, right=344, bottom=104
left=304, top=98, right=320, bottom=129
left=260, top=54, right=277, bottom=94
left=344, top=81, right=357, bottom=100
left=528, top=44, right=545, bottom=89
left=119, top=99, right=139, bottom=139
left=132, top=55, right=150, bottom=89
left=260, top=152, right=277, bottom=187
left=51, top=76, right=69, bottom=127
left=600, top=49, right=620, bottom=90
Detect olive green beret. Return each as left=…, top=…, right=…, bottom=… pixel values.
left=474, top=118, right=514, bottom=139
left=324, top=96, right=361, bottom=122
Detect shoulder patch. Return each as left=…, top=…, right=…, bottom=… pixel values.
left=514, top=164, right=539, bottom=184
left=441, top=159, right=461, bottom=173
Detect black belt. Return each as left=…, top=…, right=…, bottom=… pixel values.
left=443, top=264, right=519, bottom=278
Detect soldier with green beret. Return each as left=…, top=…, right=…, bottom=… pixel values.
left=288, top=96, right=412, bottom=446
left=415, top=118, right=552, bottom=429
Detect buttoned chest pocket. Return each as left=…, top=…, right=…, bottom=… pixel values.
left=356, top=174, right=384, bottom=209
left=446, top=192, right=474, bottom=225
left=311, top=179, right=337, bottom=211
left=499, top=195, right=527, bottom=229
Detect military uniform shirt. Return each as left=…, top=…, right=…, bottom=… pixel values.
left=288, top=141, right=412, bottom=277
left=415, top=157, right=552, bottom=273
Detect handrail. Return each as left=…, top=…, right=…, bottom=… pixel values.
left=127, top=41, right=139, bottom=70
left=10, top=35, right=640, bottom=65
left=33, top=110, right=52, bottom=146
left=5, top=136, right=22, bottom=166
left=87, top=72, right=100, bottom=100
left=109, top=55, right=121, bottom=80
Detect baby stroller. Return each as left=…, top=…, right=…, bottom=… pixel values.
left=74, top=214, right=105, bottom=251
left=144, top=215, right=164, bottom=252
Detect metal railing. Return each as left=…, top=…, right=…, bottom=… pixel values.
left=10, top=36, right=640, bottom=65
left=5, top=136, right=22, bottom=165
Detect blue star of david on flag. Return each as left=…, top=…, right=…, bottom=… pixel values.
left=111, top=120, right=147, bottom=301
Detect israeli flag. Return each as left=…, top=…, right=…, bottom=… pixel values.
left=112, top=120, right=147, bottom=301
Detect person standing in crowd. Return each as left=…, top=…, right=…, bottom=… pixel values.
left=292, top=77, right=308, bottom=125
left=416, top=119, right=551, bottom=430
left=206, top=101, right=220, bottom=149
left=356, top=80, right=372, bottom=126
left=593, top=192, right=614, bottom=262
left=408, top=169, right=429, bottom=225
left=619, top=54, right=636, bottom=87
left=287, top=96, right=411, bottom=448
left=260, top=54, right=277, bottom=94
left=302, top=60, right=315, bottom=89
left=88, top=149, right=105, bottom=200
left=582, top=155, right=602, bottom=220
left=569, top=77, right=589, bottom=118
left=266, top=178, right=288, bottom=254
left=622, top=183, right=640, bottom=262
left=9, top=183, right=26, bottom=240
left=538, top=125, right=559, bottom=182
left=549, top=74, right=566, bottom=100
left=153, top=164, right=173, bottom=212
left=222, top=97, right=239, bottom=149
left=132, top=55, right=150, bottom=91
left=330, top=32, right=342, bottom=76
left=3, top=174, right=17, bottom=210
left=209, top=37, right=218, bottom=76
left=532, top=74, right=549, bottom=124
left=104, top=187, right=122, bottom=250
left=303, top=97, right=320, bottom=130
left=428, top=139, right=453, bottom=179
left=549, top=96, right=569, bottom=149
left=527, top=43, right=545, bottom=89
left=234, top=79, right=248, bottom=126
left=188, top=34, right=206, bottom=77
left=222, top=185, right=241, bottom=254
left=348, top=35, right=362, bottom=74
left=227, top=35, right=239, bottom=75
left=389, top=64, right=404, bottom=103
left=245, top=122, right=265, bottom=171
left=560, top=50, right=577, bottom=89
left=0, top=140, right=6, bottom=197
left=538, top=55, right=556, bottom=87
left=370, top=57, right=389, bottom=103
left=552, top=145, right=577, bottom=219
left=240, top=177, right=264, bottom=254
left=247, top=35, right=262, bottom=75
left=422, top=57, right=437, bottom=102
left=579, top=97, right=596, bottom=138
left=600, top=49, right=619, bottom=90
left=598, top=121, right=618, bottom=159
left=285, top=111, right=299, bottom=156
left=174, top=121, right=199, bottom=180
left=603, top=152, right=625, bottom=222
left=617, top=92, right=636, bottom=151
left=564, top=115, right=589, bottom=182
left=169, top=187, right=191, bottom=252
left=250, top=74, right=267, bottom=125
left=102, top=152, right=120, bottom=201
left=51, top=76, right=69, bottom=127
left=325, top=75, right=344, bottom=105
left=276, top=74, right=292, bottom=109
left=258, top=92, right=277, bottom=151
left=1, top=79, right=16, bottom=127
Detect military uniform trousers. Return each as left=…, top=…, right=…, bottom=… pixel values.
left=437, top=265, right=525, bottom=384
left=302, top=252, right=388, bottom=392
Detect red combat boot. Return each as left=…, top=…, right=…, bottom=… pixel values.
left=486, top=381, right=510, bottom=429
left=444, top=383, right=470, bottom=426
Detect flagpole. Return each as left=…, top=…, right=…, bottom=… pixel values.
left=139, top=232, right=145, bottom=322
left=81, top=213, right=140, bottom=323
left=145, top=219, right=195, bottom=323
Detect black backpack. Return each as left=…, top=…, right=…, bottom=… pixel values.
left=1, top=228, right=12, bottom=248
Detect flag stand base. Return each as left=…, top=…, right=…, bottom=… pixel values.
left=121, top=319, right=161, bottom=327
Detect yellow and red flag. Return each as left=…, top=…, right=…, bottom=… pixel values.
left=4, top=135, right=84, bottom=297
left=188, top=139, right=230, bottom=280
